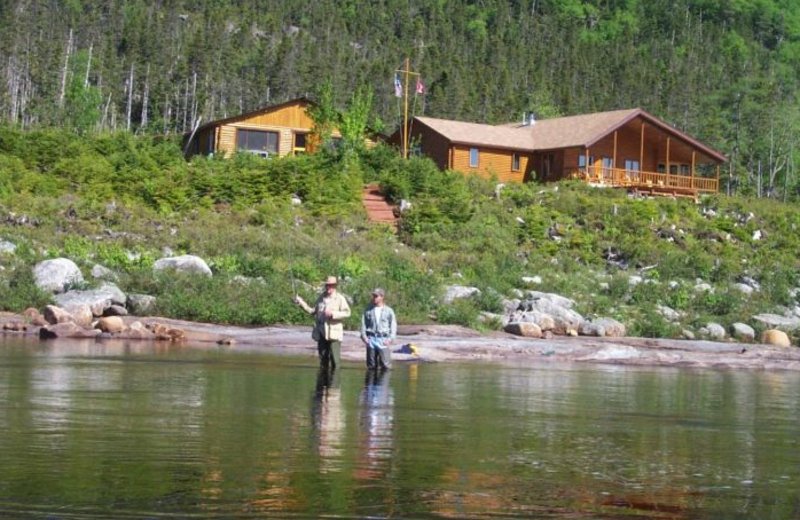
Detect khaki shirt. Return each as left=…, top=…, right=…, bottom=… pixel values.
left=299, top=292, right=351, bottom=341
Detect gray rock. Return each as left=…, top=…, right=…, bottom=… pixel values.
left=694, top=283, right=714, bottom=293
left=67, top=304, right=94, bottom=327
left=752, top=313, right=800, bottom=331
left=521, top=276, right=542, bottom=285
left=153, top=255, right=212, bottom=277
left=656, top=305, right=682, bottom=322
left=442, top=285, right=480, bottom=305
left=731, top=323, right=755, bottom=341
left=33, top=258, right=84, bottom=293
left=682, top=329, right=695, bottom=340
left=478, top=312, right=505, bottom=326
left=128, top=294, right=156, bottom=315
left=701, top=322, right=726, bottom=340
left=104, top=304, right=128, bottom=317
left=43, top=305, right=74, bottom=325
left=0, top=240, right=16, bottom=254
left=524, top=291, right=575, bottom=309
left=579, top=321, right=606, bottom=337
left=594, top=318, right=626, bottom=337
left=91, top=264, right=115, bottom=280
left=628, top=275, right=643, bottom=286
left=732, top=283, right=754, bottom=295
left=55, top=285, right=126, bottom=317
left=508, top=310, right=556, bottom=331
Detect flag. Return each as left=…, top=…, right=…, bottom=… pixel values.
left=416, top=77, right=426, bottom=95
left=394, top=73, right=402, bottom=98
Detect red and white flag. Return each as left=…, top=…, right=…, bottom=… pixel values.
left=415, top=77, right=426, bottom=95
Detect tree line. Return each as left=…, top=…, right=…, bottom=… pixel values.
left=1, top=0, right=799, bottom=199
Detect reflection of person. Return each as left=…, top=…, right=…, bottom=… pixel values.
left=294, top=276, right=351, bottom=369
left=360, top=287, right=396, bottom=370
left=356, top=369, right=394, bottom=480
left=311, top=367, right=345, bottom=473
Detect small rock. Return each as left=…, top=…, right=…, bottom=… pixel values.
left=521, top=276, right=542, bottom=285
left=732, top=283, right=754, bottom=295
left=694, top=283, right=714, bottom=293
left=702, top=322, right=726, bottom=340
left=66, top=304, right=94, bottom=327
left=442, top=285, right=480, bottom=305
left=91, top=264, right=115, bottom=279
left=217, top=338, right=236, bottom=346
left=153, top=255, right=213, bottom=277
left=628, top=275, right=643, bottom=286
left=656, top=305, right=682, bottom=322
left=682, top=329, right=695, bottom=340
left=761, top=329, right=791, bottom=347
left=103, top=305, right=128, bottom=317
left=0, top=240, right=16, bottom=254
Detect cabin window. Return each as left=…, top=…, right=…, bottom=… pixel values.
left=411, top=145, right=423, bottom=157
left=670, top=164, right=678, bottom=174
left=512, top=153, right=520, bottom=171
left=657, top=163, right=666, bottom=173
left=469, top=148, right=479, bottom=168
left=624, top=160, right=640, bottom=171
left=237, top=129, right=279, bottom=156
left=294, top=132, right=307, bottom=154
left=578, top=154, right=595, bottom=170
left=680, top=164, right=691, bottom=175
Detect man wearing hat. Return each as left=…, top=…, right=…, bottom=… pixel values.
left=294, top=276, right=351, bottom=369
left=360, top=287, right=397, bottom=370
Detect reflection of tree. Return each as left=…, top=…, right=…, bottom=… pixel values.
left=355, top=370, right=394, bottom=481
left=310, top=368, right=345, bottom=473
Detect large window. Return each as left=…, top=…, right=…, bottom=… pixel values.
left=294, top=132, right=307, bottom=154
left=624, top=159, right=640, bottom=171
left=237, top=129, right=279, bottom=156
left=578, top=154, right=595, bottom=169
left=469, top=148, right=479, bottom=168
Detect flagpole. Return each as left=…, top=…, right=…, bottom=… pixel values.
left=403, top=57, right=410, bottom=159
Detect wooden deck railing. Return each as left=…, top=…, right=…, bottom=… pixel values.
left=569, top=167, right=718, bottom=193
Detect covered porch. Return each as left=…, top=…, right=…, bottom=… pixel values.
left=571, top=165, right=719, bottom=194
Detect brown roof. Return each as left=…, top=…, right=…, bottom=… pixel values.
left=189, top=97, right=314, bottom=135
left=417, top=108, right=728, bottom=162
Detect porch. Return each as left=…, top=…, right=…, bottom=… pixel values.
left=569, top=166, right=719, bottom=195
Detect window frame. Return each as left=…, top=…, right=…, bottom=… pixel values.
left=469, top=147, right=480, bottom=168
left=236, top=128, right=279, bottom=156
left=512, top=153, right=521, bottom=172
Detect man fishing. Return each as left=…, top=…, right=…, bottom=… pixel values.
left=360, top=287, right=397, bottom=370
left=294, top=276, right=351, bottom=370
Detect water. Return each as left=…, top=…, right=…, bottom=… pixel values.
left=1, top=337, right=799, bottom=519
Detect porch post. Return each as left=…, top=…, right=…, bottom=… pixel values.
left=715, top=164, right=720, bottom=192
left=639, top=123, right=645, bottom=170
left=666, top=137, right=671, bottom=177
left=613, top=130, right=618, bottom=184
left=691, top=151, right=696, bottom=189
left=585, top=148, right=589, bottom=180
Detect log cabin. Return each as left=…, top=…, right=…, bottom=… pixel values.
left=183, top=97, right=378, bottom=159
left=404, top=108, right=727, bottom=195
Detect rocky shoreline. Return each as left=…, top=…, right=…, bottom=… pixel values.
left=3, top=312, right=800, bottom=371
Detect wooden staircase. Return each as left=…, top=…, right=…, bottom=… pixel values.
left=362, top=184, right=398, bottom=228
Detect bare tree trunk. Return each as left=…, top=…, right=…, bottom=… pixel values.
left=191, top=70, right=198, bottom=129
left=784, top=143, right=792, bottom=203
left=182, top=77, right=189, bottom=132
left=58, top=28, right=73, bottom=108
left=141, top=64, right=150, bottom=130
left=84, top=42, right=93, bottom=88
left=101, top=92, right=112, bottom=130
left=757, top=162, right=762, bottom=198
left=126, top=64, right=134, bottom=131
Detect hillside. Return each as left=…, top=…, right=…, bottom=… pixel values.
left=0, top=127, right=798, bottom=343
left=1, top=0, right=800, bottom=199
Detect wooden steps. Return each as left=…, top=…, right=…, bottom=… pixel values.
left=362, top=184, right=398, bottom=228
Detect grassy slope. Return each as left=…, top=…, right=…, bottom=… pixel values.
left=0, top=128, right=798, bottom=342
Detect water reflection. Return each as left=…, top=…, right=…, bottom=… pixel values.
left=310, top=368, right=345, bottom=473
left=356, top=370, right=394, bottom=481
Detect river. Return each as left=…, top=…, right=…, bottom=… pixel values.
left=0, top=337, right=798, bottom=519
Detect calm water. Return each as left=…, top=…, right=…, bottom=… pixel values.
left=0, top=338, right=799, bottom=519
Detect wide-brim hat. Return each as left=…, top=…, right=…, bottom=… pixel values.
left=323, top=276, right=338, bottom=285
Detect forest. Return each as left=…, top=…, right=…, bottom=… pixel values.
left=1, top=0, right=799, bottom=198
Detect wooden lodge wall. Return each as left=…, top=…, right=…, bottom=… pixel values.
left=450, top=145, right=533, bottom=183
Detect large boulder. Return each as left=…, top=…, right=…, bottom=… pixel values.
left=442, top=285, right=480, bottom=305
left=43, top=305, right=74, bottom=325
left=67, top=304, right=94, bottom=328
left=153, top=255, right=212, bottom=277
left=95, top=316, right=125, bottom=333
left=761, top=329, right=791, bottom=347
left=504, top=322, right=542, bottom=338
left=40, top=322, right=101, bottom=339
left=54, top=283, right=126, bottom=317
left=33, top=258, right=84, bottom=293
left=752, top=314, right=800, bottom=331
